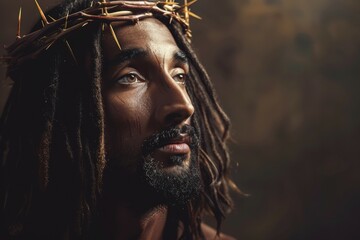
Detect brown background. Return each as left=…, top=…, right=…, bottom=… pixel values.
left=1, top=0, right=360, bottom=239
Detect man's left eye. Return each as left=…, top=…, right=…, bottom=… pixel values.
left=173, top=73, right=187, bottom=85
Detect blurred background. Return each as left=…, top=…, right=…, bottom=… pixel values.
left=1, top=0, right=360, bottom=239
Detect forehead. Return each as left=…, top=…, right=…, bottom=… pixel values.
left=102, top=18, right=180, bottom=60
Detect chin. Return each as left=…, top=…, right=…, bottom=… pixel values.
left=155, top=152, right=191, bottom=170
left=140, top=151, right=201, bottom=206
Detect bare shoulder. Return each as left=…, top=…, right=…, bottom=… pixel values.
left=201, top=223, right=237, bottom=240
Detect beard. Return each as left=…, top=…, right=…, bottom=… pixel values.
left=103, top=125, right=202, bottom=208
left=139, top=124, right=202, bottom=206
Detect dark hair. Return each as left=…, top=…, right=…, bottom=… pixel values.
left=0, top=1, right=235, bottom=239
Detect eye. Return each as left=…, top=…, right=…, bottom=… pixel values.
left=116, top=72, right=145, bottom=85
left=173, top=73, right=187, bottom=85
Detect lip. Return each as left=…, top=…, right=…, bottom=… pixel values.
left=157, top=136, right=191, bottom=154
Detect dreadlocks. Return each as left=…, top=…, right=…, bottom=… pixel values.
left=0, top=0, right=235, bottom=239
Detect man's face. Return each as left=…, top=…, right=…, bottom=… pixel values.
left=101, top=18, right=200, bottom=204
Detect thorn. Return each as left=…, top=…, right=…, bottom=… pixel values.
left=64, top=11, right=69, bottom=30
left=48, top=15, right=56, bottom=22
left=108, top=23, right=121, bottom=50
left=164, top=5, right=175, bottom=11
left=159, top=1, right=178, bottom=5
left=45, top=41, right=55, bottom=50
left=102, top=0, right=109, bottom=15
left=34, top=0, right=48, bottom=25
left=17, top=7, right=22, bottom=38
left=64, top=40, right=78, bottom=65
left=184, top=0, right=189, bottom=25
left=177, top=0, right=197, bottom=11
left=185, top=0, right=198, bottom=7
left=169, top=16, right=173, bottom=24
left=188, top=11, right=201, bottom=20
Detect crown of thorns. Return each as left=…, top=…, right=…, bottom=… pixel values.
left=4, top=0, right=201, bottom=74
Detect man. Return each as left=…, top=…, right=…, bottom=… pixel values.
left=0, top=0, right=236, bottom=239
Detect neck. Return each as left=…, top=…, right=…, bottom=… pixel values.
left=99, top=166, right=181, bottom=240
left=101, top=199, right=168, bottom=240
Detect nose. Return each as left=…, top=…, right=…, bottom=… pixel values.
left=154, top=79, right=195, bottom=128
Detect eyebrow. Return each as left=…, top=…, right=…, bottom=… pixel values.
left=106, top=48, right=148, bottom=67
left=174, top=50, right=188, bottom=64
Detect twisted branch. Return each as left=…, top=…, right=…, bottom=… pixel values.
left=4, top=0, right=200, bottom=75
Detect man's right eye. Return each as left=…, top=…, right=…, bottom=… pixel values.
left=116, top=72, right=145, bottom=85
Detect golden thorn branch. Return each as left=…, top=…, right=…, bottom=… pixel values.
left=34, top=0, right=48, bottom=25
left=17, top=7, right=22, bottom=38
left=108, top=23, right=122, bottom=50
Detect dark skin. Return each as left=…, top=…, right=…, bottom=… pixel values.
left=98, top=18, right=234, bottom=240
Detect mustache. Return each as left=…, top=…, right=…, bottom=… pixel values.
left=141, top=124, right=199, bottom=157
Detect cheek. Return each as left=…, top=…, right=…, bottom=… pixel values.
left=104, top=90, right=151, bottom=158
